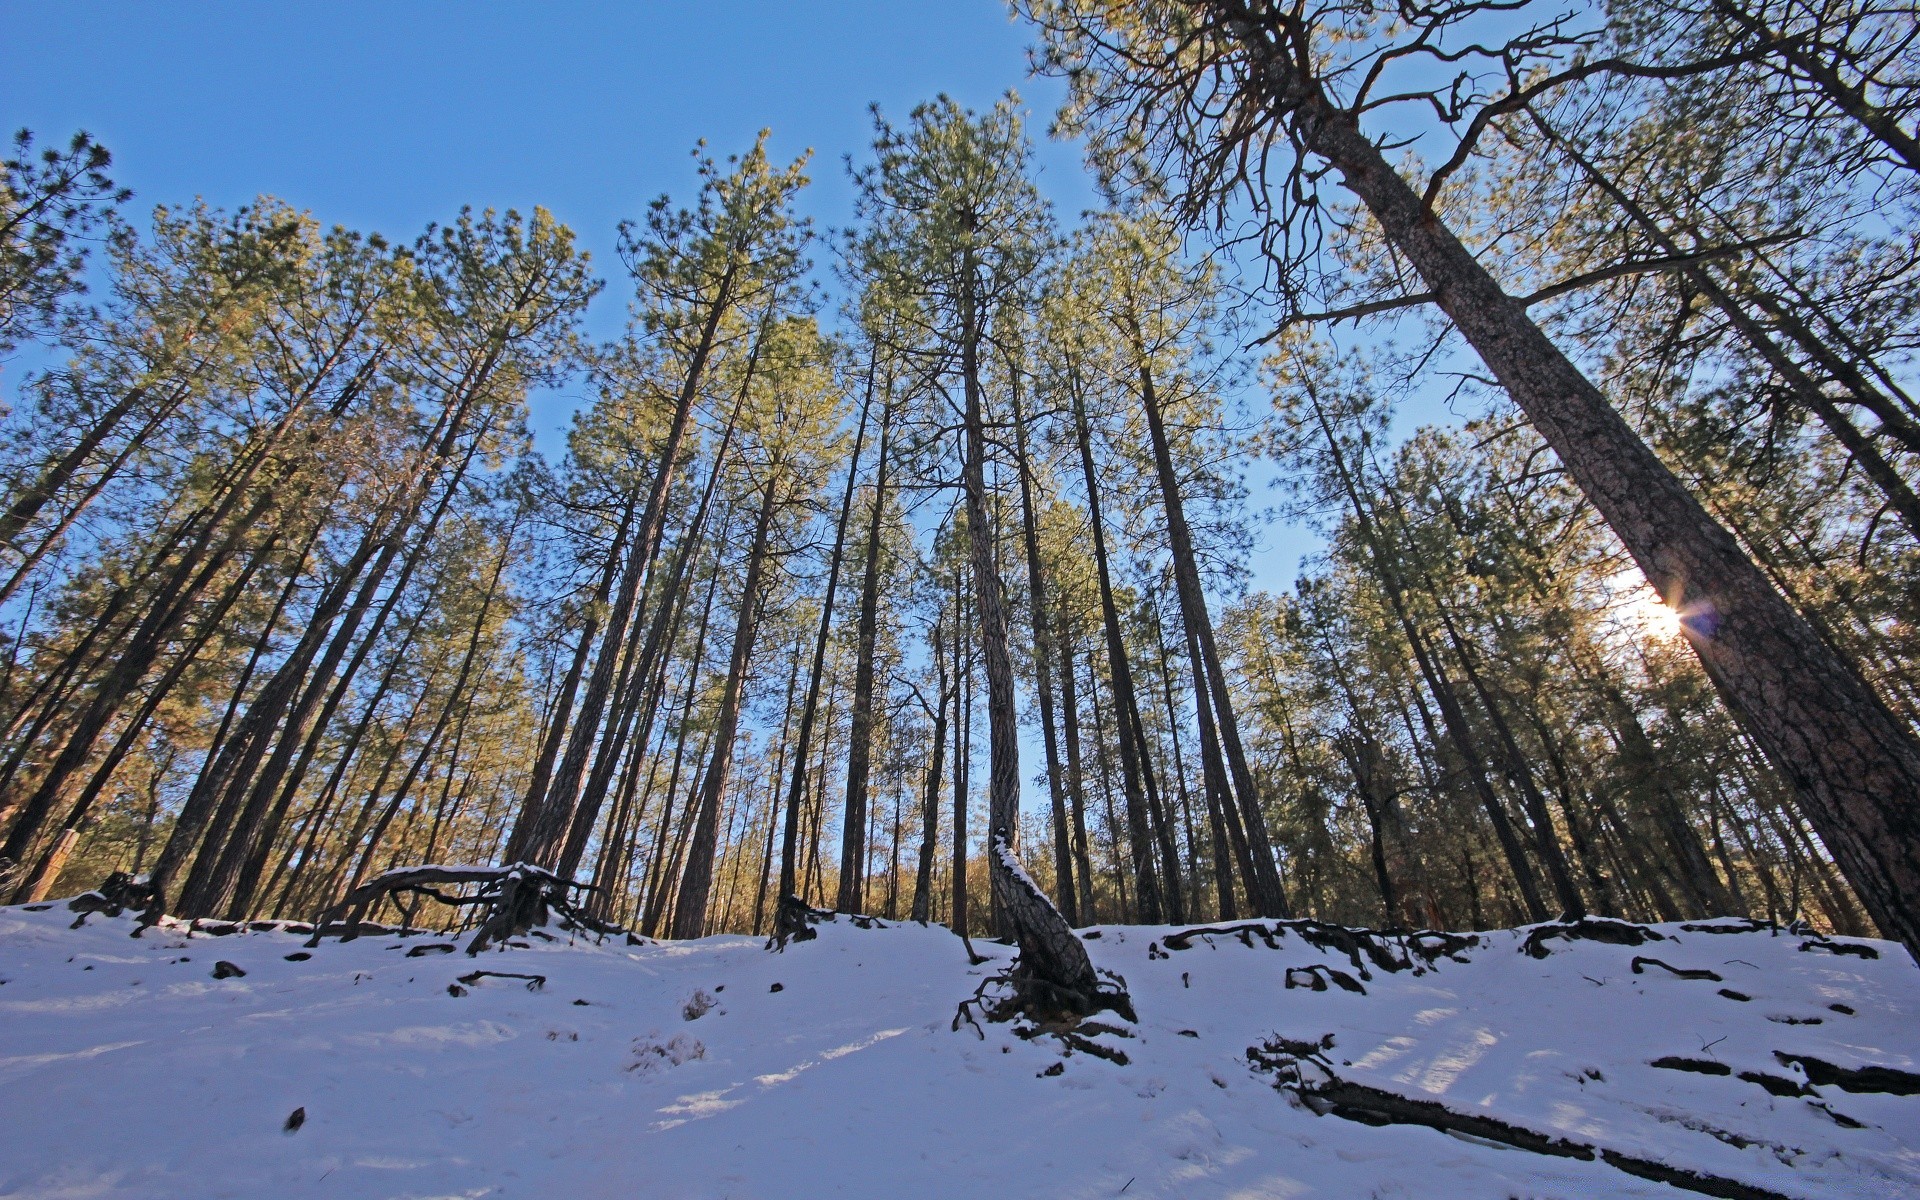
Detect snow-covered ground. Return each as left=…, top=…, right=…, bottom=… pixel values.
left=1, top=902, right=1916, bottom=1198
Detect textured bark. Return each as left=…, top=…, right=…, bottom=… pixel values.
left=1221, top=0, right=1920, bottom=955
left=955, top=265, right=1031, bottom=940
left=989, top=832, right=1108, bottom=1015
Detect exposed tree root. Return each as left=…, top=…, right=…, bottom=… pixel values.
left=1158, top=919, right=1476, bottom=977
left=455, top=969, right=546, bottom=991
left=64, top=871, right=153, bottom=927
left=305, top=863, right=622, bottom=954
left=1247, top=1037, right=1795, bottom=1200
left=1648, top=1057, right=1815, bottom=1098
left=1797, top=938, right=1879, bottom=959
left=1632, top=956, right=1724, bottom=981
left=1774, top=1052, right=1920, bottom=1095
left=766, top=894, right=894, bottom=950
left=1284, top=963, right=1367, bottom=993
left=961, top=833, right=1133, bottom=1027
left=1520, top=917, right=1665, bottom=959
left=1681, top=919, right=1778, bottom=935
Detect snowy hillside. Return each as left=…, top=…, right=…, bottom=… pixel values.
left=1, top=903, right=1916, bottom=1198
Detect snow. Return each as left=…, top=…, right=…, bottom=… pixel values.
left=0, top=903, right=1915, bottom=1198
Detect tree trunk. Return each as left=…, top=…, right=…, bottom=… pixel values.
left=1219, top=0, right=1920, bottom=956
left=1055, top=608, right=1099, bottom=922
left=911, top=618, right=951, bottom=923
left=839, top=379, right=892, bottom=912
left=669, top=476, right=778, bottom=939
left=1009, top=378, right=1079, bottom=925
left=1069, top=371, right=1166, bottom=922
left=775, top=354, right=874, bottom=904
left=519, top=265, right=739, bottom=868
left=1129, top=327, right=1288, bottom=917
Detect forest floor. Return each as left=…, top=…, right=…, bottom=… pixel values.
left=0, top=901, right=1916, bottom=1198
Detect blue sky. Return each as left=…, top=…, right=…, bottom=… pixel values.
left=3, top=0, right=1330, bottom=590
left=0, top=2, right=1092, bottom=323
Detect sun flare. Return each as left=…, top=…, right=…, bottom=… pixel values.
left=1607, top=569, right=1685, bottom=642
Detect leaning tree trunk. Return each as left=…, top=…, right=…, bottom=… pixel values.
left=1711, top=0, right=1920, bottom=175
left=1219, top=0, right=1920, bottom=957
left=1536, top=118, right=1920, bottom=539
left=517, top=266, right=739, bottom=869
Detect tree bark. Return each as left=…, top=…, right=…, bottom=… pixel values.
left=1219, top=0, right=1920, bottom=956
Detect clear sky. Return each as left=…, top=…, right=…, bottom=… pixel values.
left=0, top=1, right=1092, bottom=321
left=3, top=0, right=1327, bottom=590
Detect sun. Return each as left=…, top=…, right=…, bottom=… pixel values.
left=1606, top=569, right=1685, bottom=642
left=1632, top=592, right=1686, bottom=641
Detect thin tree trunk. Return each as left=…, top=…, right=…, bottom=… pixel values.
left=519, top=265, right=741, bottom=867
left=1069, top=371, right=1165, bottom=922
left=670, top=477, right=778, bottom=939
left=1056, top=608, right=1099, bottom=922
left=775, top=353, right=874, bottom=903
left=839, top=374, right=890, bottom=911
left=911, top=618, right=951, bottom=924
